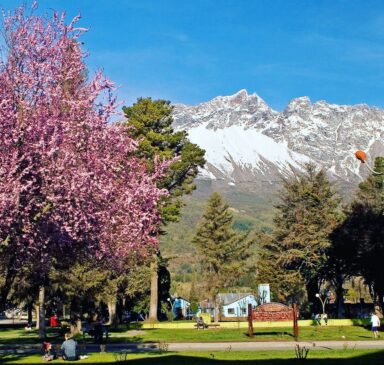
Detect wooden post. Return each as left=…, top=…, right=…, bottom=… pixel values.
left=292, top=303, right=299, bottom=341
left=247, top=303, right=254, bottom=337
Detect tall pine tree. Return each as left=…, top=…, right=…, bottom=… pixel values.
left=343, top=157, right=384, bottom=309
left=192, top=192, right=254, bottom=320
left=261, top=164, right=342, bottom=308
left=123, top=98, right=205, bottom=320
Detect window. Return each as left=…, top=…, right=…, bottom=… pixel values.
left=242, top=308, right=247, bottom=314
left=228, top=308, right=235, bottom=315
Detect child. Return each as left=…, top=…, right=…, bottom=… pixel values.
left=371, top=312, right=381, bottom=339
left=41, top=341, right=56, bottom=361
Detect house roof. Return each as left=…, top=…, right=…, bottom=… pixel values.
left=217, top=293, right=253, bottom=306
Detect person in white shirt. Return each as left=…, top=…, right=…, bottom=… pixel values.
left=370, top=312, right=381, bottom=338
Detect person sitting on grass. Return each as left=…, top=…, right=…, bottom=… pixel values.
left=61, top=333, right=78, bottom=361
left=42, top=341, right=56, bottom=361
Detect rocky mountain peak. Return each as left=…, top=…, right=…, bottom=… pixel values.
left=173, top=90, right=384, bottom=188
left=285, top=96, right=312, bottom=113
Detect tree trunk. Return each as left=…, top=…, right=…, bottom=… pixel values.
left=107, top=299, right=118, bottom=327
left=27, top=303, right=33, bottom=324
left=306, top=279, right=320, bottom=314
left=34, top=304, right=39, bottom=329
left=149, top=256, right=158, bottom=321
left=335, top=277, right=345, bottom=318
left=0, top=264, right=16, bottom=311
left=377, top=291, right=384, bottom=315
left=38, top=286, right=46, bottom=339
left=213, top=296, right=219, bottom=323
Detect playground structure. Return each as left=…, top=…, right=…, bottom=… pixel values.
left=248, top=302, right=299, bottom=340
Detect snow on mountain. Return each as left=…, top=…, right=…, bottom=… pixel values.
left=173, top=90, right=384, bottom=187
left=187, top=122, right=310, bottom=184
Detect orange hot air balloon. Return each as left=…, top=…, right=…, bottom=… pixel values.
left=355, top=150, right=366, bottom=163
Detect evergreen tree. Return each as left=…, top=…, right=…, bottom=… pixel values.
left=123, top=98, right=205, bottom=320
left=324, top=210, right=356, bottom=318
left=263, top=164, right=342, bottom=307
left=123, top=98, right=206, bottom=222
left=256, top=234, right=307, bottom=304
left=192, top=192, right=254, bottom=320
left=343, top=157, right=384, bottom=308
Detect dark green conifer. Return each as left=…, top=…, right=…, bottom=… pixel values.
left=258, top=164, right=342, bottom=306
left=192, top=192, right=254, bottom=319
left=123, top=97, right=205, bottom=320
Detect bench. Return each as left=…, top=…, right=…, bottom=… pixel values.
left=194, top=323, right=220, bottom=329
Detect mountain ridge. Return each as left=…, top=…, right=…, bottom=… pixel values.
left=173, top=89, right=384, bottom=188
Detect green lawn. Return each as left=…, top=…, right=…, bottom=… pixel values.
left=109, top=326, right=376, bottom=343
left=0, top=325, right=377, bottom=345
left=1, top=349, right=384, bottom=365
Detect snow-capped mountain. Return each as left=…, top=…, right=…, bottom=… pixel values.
left=173, top=90, right=384, bottom=189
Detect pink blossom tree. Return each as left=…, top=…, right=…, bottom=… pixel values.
left=0, top=4, right=168, bottom=338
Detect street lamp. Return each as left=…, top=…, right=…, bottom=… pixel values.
left=315, top=293, right=327, bottom=315
left=167, top=297, right=174, bottom=311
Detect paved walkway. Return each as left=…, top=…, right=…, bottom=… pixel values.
left=1, top=341, right=384, bottom=355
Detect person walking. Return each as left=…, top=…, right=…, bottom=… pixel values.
left=370, top=312, right=381, bottom=339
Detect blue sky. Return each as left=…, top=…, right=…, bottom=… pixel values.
left=1, top=0, right=384, bottom=110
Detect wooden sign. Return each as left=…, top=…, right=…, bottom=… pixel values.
left=247, top=302, right=299, bottom=339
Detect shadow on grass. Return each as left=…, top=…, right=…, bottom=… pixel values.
left=249, top=332, right=293, bottom=338
left=0, top=328, right=64, bottom=345
left=1, top=351, right=384, bottom=365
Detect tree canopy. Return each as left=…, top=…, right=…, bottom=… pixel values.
left=257, top=164, right=342, bottom=307
left=123, top=97, right=206, bottom=223
left=192, top=192, right=255, bottom=299
left=0, top=5, right=168, bottom=332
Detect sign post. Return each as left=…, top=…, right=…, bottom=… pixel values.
left=248, top=302, right=299, bottom=340
left=292, top=303, right=299, bottom=340
left=247, top=303, right=254, bottom=337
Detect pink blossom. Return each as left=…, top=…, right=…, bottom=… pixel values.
left=0, top=5, right=169, bottom=274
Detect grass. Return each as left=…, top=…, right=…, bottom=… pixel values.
left=0, top=325, right=378, bottom=345
left=109, top=326, right=376, bottom=343
left=1, top=349, right=384, bottom=364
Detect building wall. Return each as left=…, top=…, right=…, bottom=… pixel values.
left=222, top=295, right=257, bottom=318
left=173, top=298, right=190, bottom=318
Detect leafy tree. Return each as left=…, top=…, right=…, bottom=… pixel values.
left=323, top=210, right=358, bottom=318
left=123, top=255, right=171, bottom=319
left=256, top=234, right=307, bottom=304
left=189, top=277, right=200, bottom=314
left=192, top=192, right=255, bottom=320
left=261, top=164, right=342, bottom=308
left=123, top=97, right=205, bottom=221
left=123, top=98, right=205, bottom=320
left=0, top=6, right=168, bottom=337
left=342, top=157, right=384, bottom=308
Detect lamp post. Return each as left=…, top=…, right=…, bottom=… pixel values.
left=315, top=293, right=327, bottom=315
left=167, top=297, right=174, bottom=320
